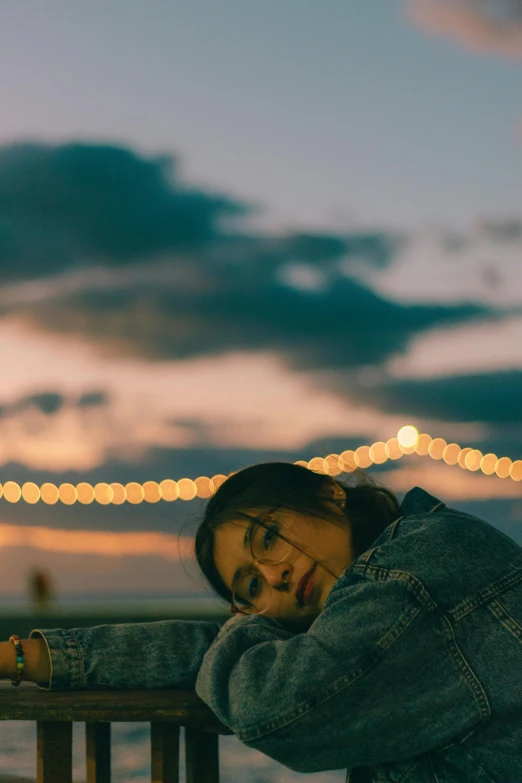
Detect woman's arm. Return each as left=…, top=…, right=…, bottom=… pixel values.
left=0, top=638, right=50, bottom=686
left=0, top=620, right=223, bottom=691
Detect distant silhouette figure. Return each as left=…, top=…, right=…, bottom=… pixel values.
left=28, top=568, right=54, bottom=612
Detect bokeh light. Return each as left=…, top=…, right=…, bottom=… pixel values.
left=495, top=457, right=512, bottom=479
left=159, top=479, right=179, bottom=501
left=110, top=483, right=127, bottom=505
left=77, top=483, right=95, bottom=505
left=40, top=483, right=59, bottom=505
left=414, top=434, right=432, bottom=456
left=3, top=482, right=21, bottom=503
left=369, top=442, right=388, bottom=465
left=480, top=454, right=498, bottom=476
left=1, top=428, right=521, bottom=510
left=428, top=438, right=447, bottom=461
left=59, top=483, right=78, bottom=505
left=338, top=450, right=356, bottom=472
left=308, top=457, right=328, bottom=474
left=211, top=474, right=228, bottom=493
left=125, top=482, right=144, bottom=504
left=464, top=450, right=483, bottom=472
left=22, top=482, right=40, bottom=504
left=194, top=476, right=213, bottom=498
left=325, top=454, right=343, bottom=476
left=442, top=443, right=460, bottom=465
left=385, top=438, right=403, bottom=460
left=397, top=425, right=419, bottom=450
left=143, top=481, right=161, bottom=503
left=178, top=478, right=197, bottom=501
left=94, top=483, right=114, bottom=505
left=457, top=448, right=473, bottom=469
left=510, top=461, right=522, bottom=481
left=354, top=446, right=372, bottom=468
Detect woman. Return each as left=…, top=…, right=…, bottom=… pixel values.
left=1, top=462, right=522, bottom=783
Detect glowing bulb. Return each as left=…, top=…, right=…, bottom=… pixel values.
left=3, top=482, right=21, bottom=503
left=397, top=426, right=419, bottom=449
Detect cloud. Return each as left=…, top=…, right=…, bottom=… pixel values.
left=477, top=216, right=522, bottom=242
left=12, top=269, right=487, bottom=373
left=0, top=523, right=193, bottom=561
left=0, top=141, right=253, bottom=279
left=381, top=460, right=522, bottom=502
left=344, top=369, right=522, bottom=424
left=407, top=0, right=522, bottom=59
left=0, top=389, right=108, bottom=420
left=0, top=139, right=401, bottom=285
left=77, top=390, right=109, bottom=408
left=1, top=139, right=518, bottom=455
left=0, top=139, right=494, bottom=378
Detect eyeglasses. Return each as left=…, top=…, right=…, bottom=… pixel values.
left=230, top=511, right=311, bottom=616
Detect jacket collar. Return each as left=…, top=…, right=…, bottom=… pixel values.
left=399, top=486, right=445, bottom=518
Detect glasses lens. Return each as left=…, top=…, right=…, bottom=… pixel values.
left=251, top=517, right=307, bottom=565
left=232, top=570, right=269, bottom=615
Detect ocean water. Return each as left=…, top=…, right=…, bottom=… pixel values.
left=0, top=720, right=347, bottom=782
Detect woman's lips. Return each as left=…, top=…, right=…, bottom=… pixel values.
left=296, top=566, right=316, bottom=606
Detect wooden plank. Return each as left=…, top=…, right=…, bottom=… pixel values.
left=151, top=722, right=180, bottom=783
left=0, top=690, right=231, bottom=733
left=185, top=728, right=219, bottom=783
left=36, top=721, right=72, bottom=783
left=86, top=722, right=111, bottom=783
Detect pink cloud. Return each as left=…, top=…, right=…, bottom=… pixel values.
left=406, top=0, right=522, bottom=59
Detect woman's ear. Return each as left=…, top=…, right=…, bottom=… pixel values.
left=320, top=479, right=346, bottom=509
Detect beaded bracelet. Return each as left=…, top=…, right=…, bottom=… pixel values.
left=9, top=635, right=24, bottom=686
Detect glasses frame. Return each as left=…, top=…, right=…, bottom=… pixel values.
left=230, top=507, right=316, bottom=616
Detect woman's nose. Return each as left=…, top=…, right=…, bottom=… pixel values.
left=258, top=562, right=291, bottom=589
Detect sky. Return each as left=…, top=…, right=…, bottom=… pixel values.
left=0, top=0, right=521, bottom=603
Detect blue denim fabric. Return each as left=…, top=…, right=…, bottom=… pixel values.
left=30, top=487, right=522, bottom=783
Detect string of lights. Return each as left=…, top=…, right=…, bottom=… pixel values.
left=0, top=426, right=520, bottom=506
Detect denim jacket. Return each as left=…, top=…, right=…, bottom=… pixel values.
left=30, top=487, right=522, bottom=783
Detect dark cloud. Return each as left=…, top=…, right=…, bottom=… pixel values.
left=0, top=141, right=252, bottom=279
left=0, top=389, right=109, bottom=419
left=0, top=140, right=407, bottom=288
left=343, top=369, right=522, bottom=424
left=283, top=231, right=401, bottom=269
left=17, top=275, right=487, bottom=372
left=477, top=217, right=522, bottom=243
left=77, top=391, right=109, bottom=408
left=11, top=391, right=65, bottom=416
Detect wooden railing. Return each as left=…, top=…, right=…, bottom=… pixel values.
left=0, top=688, right=233, bottom=783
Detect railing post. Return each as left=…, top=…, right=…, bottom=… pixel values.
left=151, top=722, right=180, bottom=783
left=185, top=728, right=219, bottom=783
left=86, top=721, right=111, bottom=783
left=37, top=721, right=73, bottom=783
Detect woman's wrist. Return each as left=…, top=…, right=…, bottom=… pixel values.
left=0, top=638, right=50, bottom=685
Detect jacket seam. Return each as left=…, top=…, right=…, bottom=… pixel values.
left=487, top=595, right=522, bottom=642
left=448, top=565, right=522, bottom=621
left=69, top=630, right=86, bottom=687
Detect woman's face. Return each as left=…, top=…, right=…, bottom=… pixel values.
left=213, top=496, right=353, bottom=632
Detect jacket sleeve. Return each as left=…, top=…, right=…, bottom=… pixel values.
left=29, top=619, right=222, bottom=691
left=195, top=568, right=490, bottom=773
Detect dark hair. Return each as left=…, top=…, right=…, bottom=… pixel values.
left=195, top=462, right=400, bottom=606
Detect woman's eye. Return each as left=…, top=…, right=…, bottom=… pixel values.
left=262, top=525, right=278, bottom=550
left=248, top=576, right=261, bottom=598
